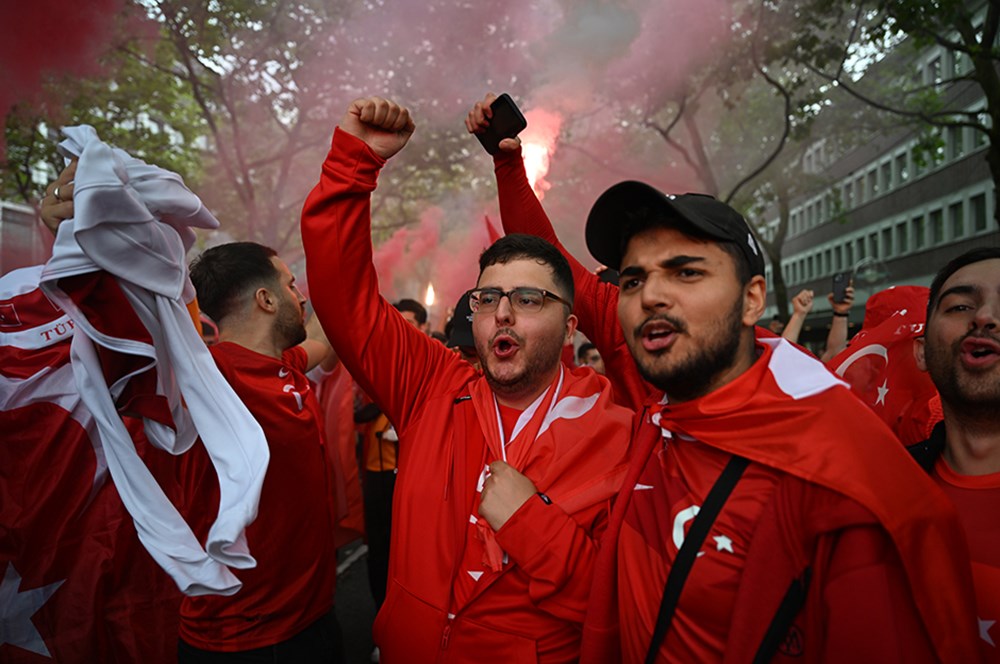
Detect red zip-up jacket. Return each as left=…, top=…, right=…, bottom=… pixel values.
left=301, top=129, right=632, bottom=663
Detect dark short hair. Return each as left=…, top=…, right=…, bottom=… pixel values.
left=577, top=342, right=597, bottom=361
left=927, top=247, right=1000, bottom=320
left=478, top=234, right=575, bottom=308
left=617, top=209, right=753, bottom=286
left=189, top=242, right=279, bottom=323
left=394, top=298, right=428, bottom=325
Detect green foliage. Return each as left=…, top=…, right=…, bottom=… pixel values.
left=2, top=14, right=206, bottom=203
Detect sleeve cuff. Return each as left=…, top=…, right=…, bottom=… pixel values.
left=329, top=127, right=387, bottom=188
left=495, top=492, right=569, bottom=567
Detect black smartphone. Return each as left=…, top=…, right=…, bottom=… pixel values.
left=475, top=93, right=527, bottom=155
left=832, top=271, right=851, bottom=303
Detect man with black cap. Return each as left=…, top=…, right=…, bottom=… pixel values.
left=468, top=94, right=979, bottom=663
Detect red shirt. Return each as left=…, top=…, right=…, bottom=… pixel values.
left=933, top=457, right=1000, bottom=661
left=179, top=343, right=337, bottom=651
left=619, top=435, right=781, bottom=662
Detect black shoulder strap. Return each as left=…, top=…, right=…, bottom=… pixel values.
left=645, top=454, right=750, bottom=664
left=752, top=567, right=812, bottom=663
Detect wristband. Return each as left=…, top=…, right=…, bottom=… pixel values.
left=833, top=312, right=849, bottom=318
left=537, top=492, right=552, bottom=505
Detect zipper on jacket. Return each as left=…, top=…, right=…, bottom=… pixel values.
left=441, top=613, right=455, bottom=649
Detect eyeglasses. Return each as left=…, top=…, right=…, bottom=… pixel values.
left=468, top=287, right=569, bottom=314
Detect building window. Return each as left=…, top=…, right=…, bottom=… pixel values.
left=881, top=228, right=892, bottom=257
left=926, top=56, right=942, bottom=87
left=880, top=162, right=892, bottom=192
left=845, top=241, right=854, bottom=267
left=834, top=245, right=843, bottom=271
left=912, top=215, right=926, bottom=248
left=857, top=237, right=867, bottom=260
left=975, top=116, right=989, bottom=148
left=867, top=170, right=878, bottom=197
left=972, top=193, right=988, bottom=232
left=869, top=233, right=879, bottom=258
left=949, top=201, right=964, bottom=238
left=947, top=125, right=965, bottom=160
left=929, top=209, right=944, bottom=245
left=855, top=177, right=865, bottom=204
left=895, top=154, right=909, bottom=184
left=896, top=222, right=909, bottom=254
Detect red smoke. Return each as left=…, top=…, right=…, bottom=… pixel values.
left=0, top=0, right=137, bottom=160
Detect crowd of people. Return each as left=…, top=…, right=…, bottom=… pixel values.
left=1, top=91, right=997, bottom=664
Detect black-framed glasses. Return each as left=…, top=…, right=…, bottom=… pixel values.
left=468, top=287, right=569, bottom=314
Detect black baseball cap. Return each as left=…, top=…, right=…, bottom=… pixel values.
left=585, top=181, right=765, bottom=276
left=447, top=291, right=475, bottom=349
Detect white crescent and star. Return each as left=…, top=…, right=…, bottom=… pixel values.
left=673, top=506, right=735, bottom=557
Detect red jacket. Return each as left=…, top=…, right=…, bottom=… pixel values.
left=493, top=149, right=981, bottom=663
left=301, top=129, right=632, bottom=663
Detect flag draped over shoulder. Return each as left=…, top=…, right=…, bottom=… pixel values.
left=0, top=266, right=181, bottom=663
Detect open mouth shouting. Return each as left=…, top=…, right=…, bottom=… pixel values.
left=636, top=316, right=685, bottom=353
left=491, top=331, right=522, bottom=359
left=960, top=335, right=1000, bottom=370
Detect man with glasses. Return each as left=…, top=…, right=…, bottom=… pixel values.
left=300, top=97, right=632, bottom=664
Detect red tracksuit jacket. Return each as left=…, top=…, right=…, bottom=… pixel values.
left=301, top=129, right=632, bottom=663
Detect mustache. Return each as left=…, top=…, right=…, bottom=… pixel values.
left=633, top=313, right=687, bottom=339
left=491, top=327, right=525, bottom=346
left=959, top=329, right=1000, bottom=345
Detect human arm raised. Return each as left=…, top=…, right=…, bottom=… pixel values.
left=819, top=286, right=854, bottom=363
left=782, top=289, right=814, bottom=345
left=302, top=97, right=467, bottom=430
left=467, top=93, right=648, bottom=407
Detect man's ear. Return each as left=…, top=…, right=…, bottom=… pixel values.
left=742, top=275, right=767, bottom=327
left=914, top=336, right=928, bottom=372
left=255, top=287, right=277, bottom=313
left=564, top=313, right=578, bottom=345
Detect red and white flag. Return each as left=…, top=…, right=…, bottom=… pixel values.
left=0, top=266, right=181, bottom=663
left=825, top=286, right=939, bottom=445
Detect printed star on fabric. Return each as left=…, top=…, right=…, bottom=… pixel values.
left=713, top=535, right=734, bottom=553
left=0, top=563, right=64, bottom=657
left=875, top=380, right=889, bottom=406
left=980, top=617, right=996, bottom=647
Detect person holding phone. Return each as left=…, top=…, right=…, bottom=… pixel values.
left=301, top=97, right=632, bottom=664
left=468, top=92, right=979, bottom=663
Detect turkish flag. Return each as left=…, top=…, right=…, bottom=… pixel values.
left=825, top=286, right=940, bottom=446
left=0, top=267, right=181, bottom=663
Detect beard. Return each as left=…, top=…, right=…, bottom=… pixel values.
left=276, top=297, right=307, bottom=349
left=630, top=295, right=744, bottom=402
left=477, top=327, right=564, bottom=399
left=923, top=331, right=1000, bottom=414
